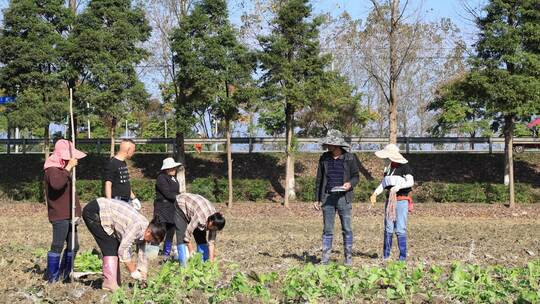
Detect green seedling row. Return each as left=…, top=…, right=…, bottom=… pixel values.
left=111, top=256, right=540, bottom=304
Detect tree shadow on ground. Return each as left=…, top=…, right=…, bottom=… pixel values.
left=280, top=250, right=378, bottom=264
left=281, top=252, right=320, bottom=264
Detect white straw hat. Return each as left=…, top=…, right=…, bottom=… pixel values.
left=375, top=144, right=408, bottom=164
left=161, top=157, right=182, bottom=170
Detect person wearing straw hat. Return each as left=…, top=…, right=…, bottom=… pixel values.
left=153, top=157, right=182, bottom=260
left=313, top=129, right=360, bottom=266
left=43, top=139, right=87, bottom=283
left=370, top=144, right=414, bottom=261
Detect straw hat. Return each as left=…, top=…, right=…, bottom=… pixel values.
left=320, top=129, right=350, bottom=148
left=375, top=144, right=408, bottom=164
left=161, top=157, right=182, bottom=170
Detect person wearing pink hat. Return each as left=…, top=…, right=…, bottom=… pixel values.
left=43, top=139, right=87, bottom=283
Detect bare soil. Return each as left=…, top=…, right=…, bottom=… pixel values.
left=1, top=201, right=539, bottom=303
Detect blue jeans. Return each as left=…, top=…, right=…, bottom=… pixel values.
left=322, top=193, right=353, bottom=238
left=384, top=200, right=408, bottom=235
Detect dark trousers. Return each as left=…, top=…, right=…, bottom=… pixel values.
left=82, top=200, right=120, bottom=256
left=174, top=206, right=207, bottom=245
left=164, top=223, right=175, bottom=243
left=322, top=193, right=353, bottom=238
left=50, top=220, right=79, bottom=254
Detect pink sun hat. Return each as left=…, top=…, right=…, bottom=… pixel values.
left=54, top=139, right=87, bottom=160
left=44, top=139, right=87, bottom=170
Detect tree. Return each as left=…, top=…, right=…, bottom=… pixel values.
left=296, top=72, right=374, bottom=137
left=441, top=0, right=540, bottom=207
left=144, top=0, right=194, bottom=192
left=475, top=0, right=540, bottom=207
left=0, top=0, right=73, bottom=158
left=428, top=73, right=493, bottom=149
left=67, top=0, right=151, bottom=156
left=319, top=6, right=464, bottom=140
left=171, top=0, right=256, bottom=205
left=189, top=0, right=256, bottom=206
left=258, top=0, right=362, bottom=206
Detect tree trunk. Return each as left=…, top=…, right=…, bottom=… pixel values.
left=69, top=0, right=76, bottom=13
left=109, top=117, right=116, bottom=157
left=284, top=103, right=295, bottom=207
left=6, top=122, right=11, bottom=154
left=175, top=131, right=187, bottom=193
left=44, top=125, right=50, bottom=159
left=504, top=115, right=515, bottom=208
left=469, top=132, right=476, bottom=150
left=388, top=0, right=399, bottom=144
left=226, top=119, right=233, bottom=207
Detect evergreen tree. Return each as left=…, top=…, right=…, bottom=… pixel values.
left=258, top=0, right=367, bottom=205
left=0, top=0, right=74, bottom=157
left=435, top=0, right=540, bottom=207
left=171, top=0, right=256, bottom=202
left=67, top=0, right=151, bottom=156
left=197, top=0, right=256, bottom=207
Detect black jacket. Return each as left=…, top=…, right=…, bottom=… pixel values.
left=315, top=151, right=360, bottom=203
left=154, top=172, right=179, bottom=223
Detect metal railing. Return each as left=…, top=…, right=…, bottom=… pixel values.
left=1, top=136, right=539, bottom=154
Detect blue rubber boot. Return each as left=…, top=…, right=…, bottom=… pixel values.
left=197, top=244, right=210, bottom=261
left=343, top=232, right=353, bottom=266
left=47, top=252, right=61, bottom=283
left=162, top=241, right=172, bottom=257
left=383, top=232, right=393, bottom=260
left=321, top=235, right=333, bottom=265
left=397, top=234, right=407, bottom=261
left=59, top=251, right=75, bottom=281
left=176, top=244, right=189, bottom=266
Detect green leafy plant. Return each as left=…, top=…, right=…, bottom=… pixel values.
left=74, top=250, right=102, bottom=272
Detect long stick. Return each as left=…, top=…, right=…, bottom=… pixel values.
left=69, top=88, right=76, bottom=279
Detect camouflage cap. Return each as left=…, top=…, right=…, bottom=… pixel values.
left=320, top=129, right=350, bottom=148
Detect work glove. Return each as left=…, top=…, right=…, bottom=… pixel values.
left=130, top=270, right=142, bottom=280
left=131, top=198, right=142, bottom=211
left=73, top=216, right=83, bottom=225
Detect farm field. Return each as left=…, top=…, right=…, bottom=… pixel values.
left=0, top=201, right=539, bottom=303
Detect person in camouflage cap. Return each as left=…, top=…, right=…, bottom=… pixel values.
left=314, top=129, right=360, bottom=266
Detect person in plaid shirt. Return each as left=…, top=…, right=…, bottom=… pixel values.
left=82, top=198, right=166, bottom=291
left=174, top=193, right=225, bottom=265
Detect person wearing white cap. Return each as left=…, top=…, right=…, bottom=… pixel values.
left=370, top=144, right=414, bottom=261
left=153, top=157, right=182, bottom=260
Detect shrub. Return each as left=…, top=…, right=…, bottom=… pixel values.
left=190, top=178, right=270, bottom=202
left=296, top=177, right=315, bottom=202
left=2, top=177, right=539, bottom=204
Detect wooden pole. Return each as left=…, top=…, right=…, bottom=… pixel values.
left=69, top=88, right=76, bottom=279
